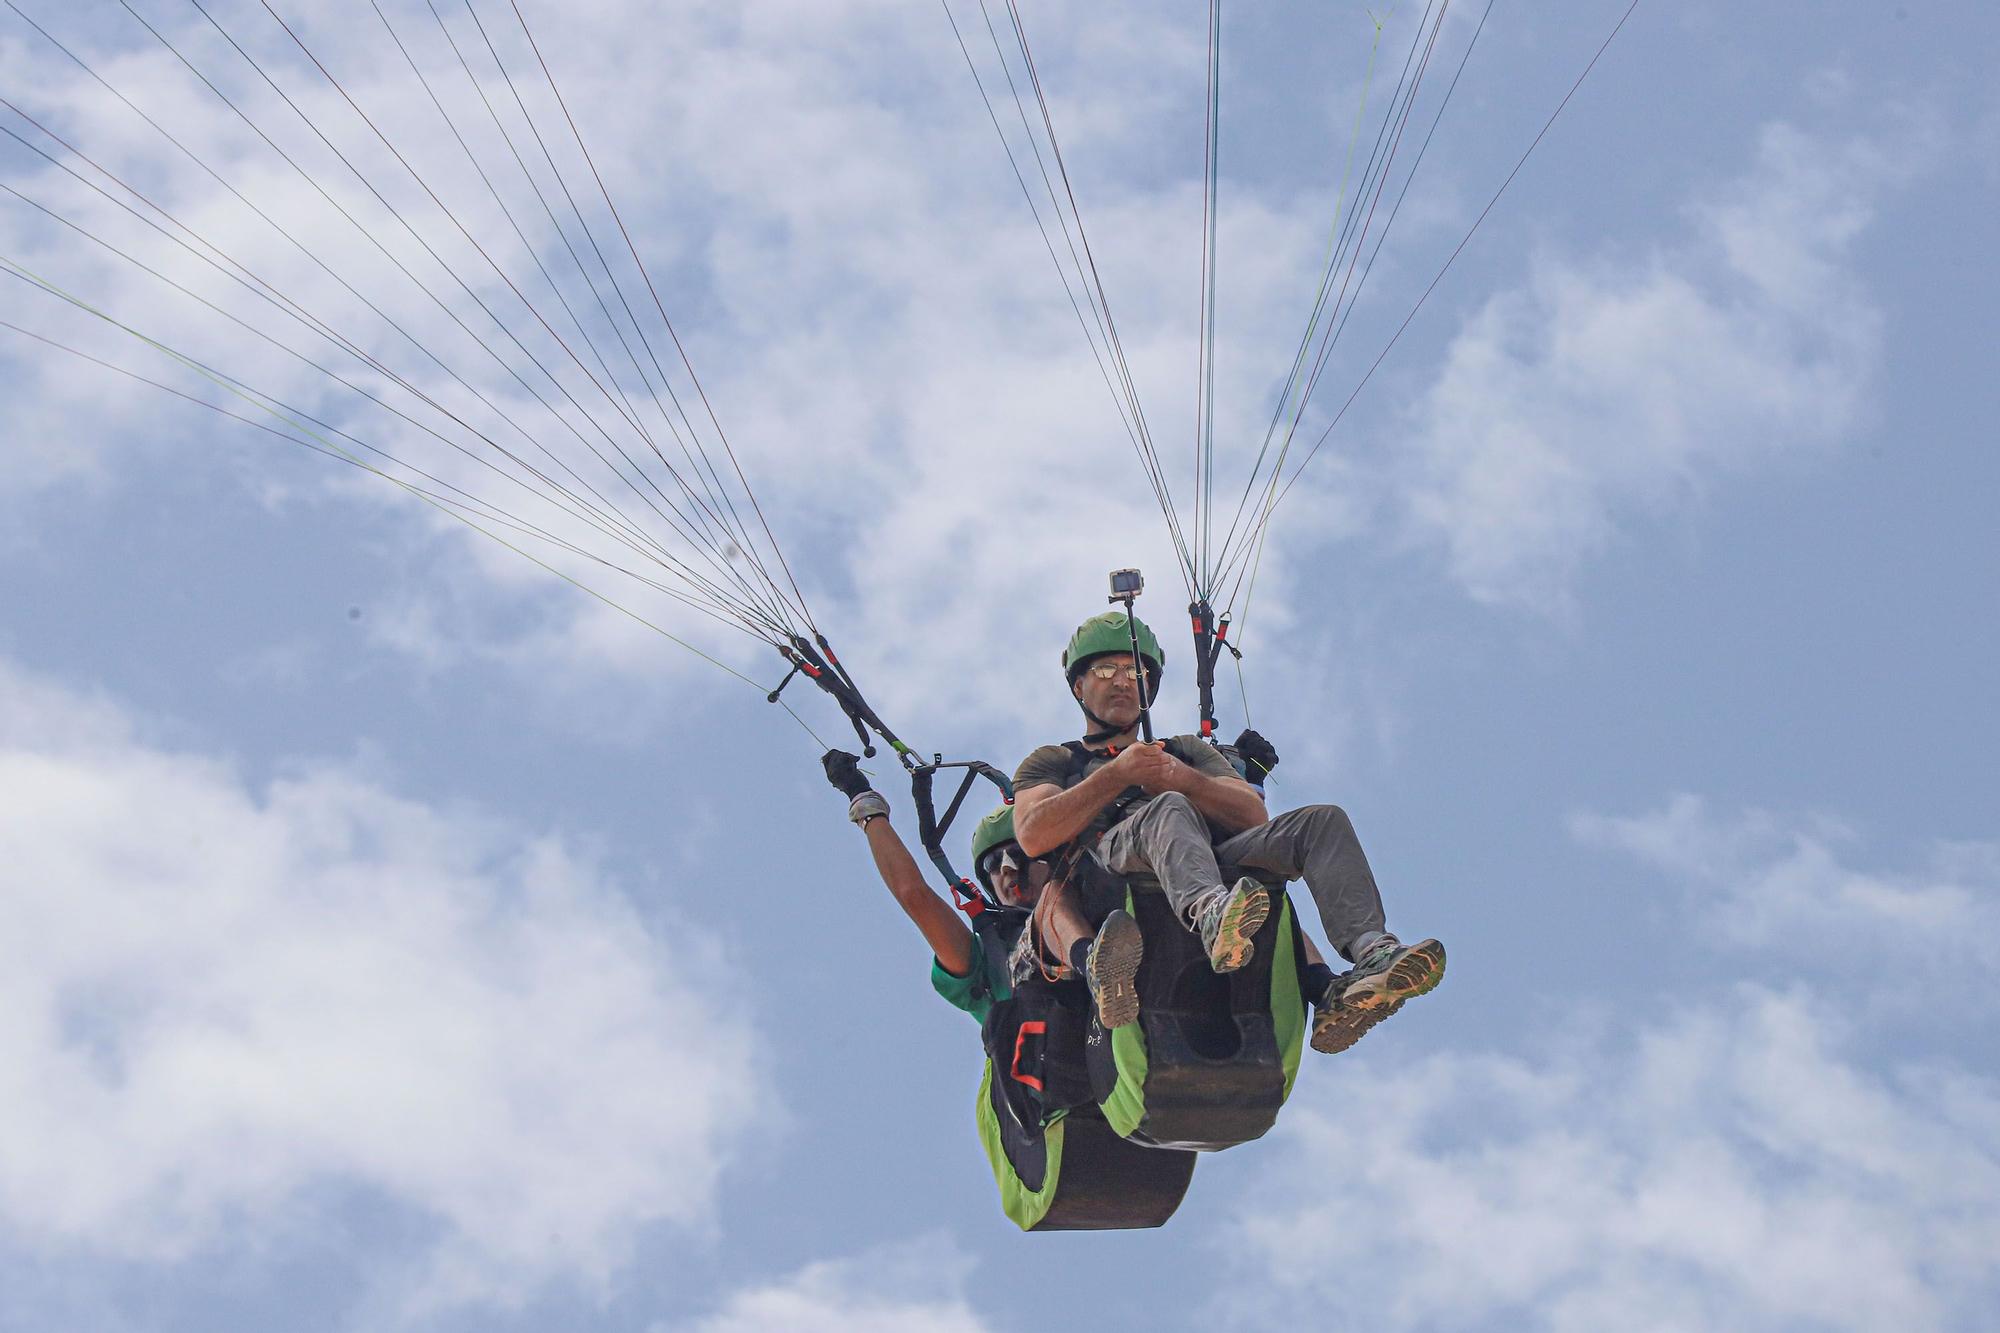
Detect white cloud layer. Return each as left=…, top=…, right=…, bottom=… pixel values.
left=668, top=1240, right=993, bottom=1333
left=1397, top=119, right=1927, bottom=613
left=0, top=658, right=762, bottom=1307
left=0, top=0, right=1411, bottom=739
left=1573, top=794, right=2000, bottom=978
left=1229, top=799, right=2000, bottom=1331
left=7, top=6, right=1940, bottom=746
left=1235, top=987, right=2000, bottom=1332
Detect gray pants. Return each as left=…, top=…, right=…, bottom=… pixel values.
left=1092, top=792, right=1388, bottom=962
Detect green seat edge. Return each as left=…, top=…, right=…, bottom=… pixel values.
left=1101, top=890, right=1306, bottom=1139
left=975, top=1061, right=1067, bottom=1231
left=1270, top=896, right=1305, bottom=1099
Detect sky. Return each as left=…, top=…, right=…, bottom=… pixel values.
left=2, top=1, right=1996, bottom=1330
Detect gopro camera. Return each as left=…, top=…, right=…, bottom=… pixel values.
left=1108, top=567, right=1145, bottom=602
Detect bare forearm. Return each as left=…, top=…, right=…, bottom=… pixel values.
left=862, top=816, right=974, bottom=974
left=1015, top=764, right=1133, bottom=856
left=1182, top=771, right=1267, bottom=833
left=863, top=814, right=930, bottom=898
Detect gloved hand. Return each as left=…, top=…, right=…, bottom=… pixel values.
left=1233, top=728, right=1279, bottom=779
left=823, top=749, right=889, bottom=827
left=822, top=749, right=871, bottom=799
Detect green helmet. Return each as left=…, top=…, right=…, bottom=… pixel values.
left=969, top=805, right=1016, bottom=894
left=1063, top=610, right=1165, bottom=685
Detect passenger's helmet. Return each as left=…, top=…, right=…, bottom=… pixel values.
left=970, top=805, right=1017, bottom=896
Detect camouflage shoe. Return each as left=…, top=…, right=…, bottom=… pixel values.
left=1191, top=877, right=1270, bottom=974
left=1310, top=936, right=1446, bottom=1055
left=1084, top=908, right=1145, bottom=1029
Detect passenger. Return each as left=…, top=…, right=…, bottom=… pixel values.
left=820, top=749, right=1144, bottom=1028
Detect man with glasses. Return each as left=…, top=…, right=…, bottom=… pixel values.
left=1011, top=611, right=1447, bottom=1055
left=822, top=750, right=1144, bottom=1028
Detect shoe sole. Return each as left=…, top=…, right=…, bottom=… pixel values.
left=1089, top=911, right=1144, bottom=1029
left=1206, top=879, right=1269, bottom=974
left=1312, top=940, right=1446, bottom=1055
left=1383, top=938, right=1446, bottom=1001
left=1311, top=996, right=1401, bottom=1055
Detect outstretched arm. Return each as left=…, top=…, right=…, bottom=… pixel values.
left=860, top=808, right=976, bottom=977
left=823, top=750, right=975, bottom=977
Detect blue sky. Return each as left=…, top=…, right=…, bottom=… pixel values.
left=3, top=2, right=1996, bottom=1330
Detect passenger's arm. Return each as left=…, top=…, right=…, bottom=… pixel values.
left=823, top=749, right=975, bottom=976
left=861, top=813, right=976, bottom=977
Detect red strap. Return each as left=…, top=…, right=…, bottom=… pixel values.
left=1010, top=1021, right=1047, bottom=1091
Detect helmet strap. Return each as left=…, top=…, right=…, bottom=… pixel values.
left=1077, top=698, right=1129, bottom=748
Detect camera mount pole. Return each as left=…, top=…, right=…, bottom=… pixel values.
left=1109, top=569, right=1157, bottom=745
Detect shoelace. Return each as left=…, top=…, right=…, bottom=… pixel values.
left=1353, top=936, right=1405, bottom=975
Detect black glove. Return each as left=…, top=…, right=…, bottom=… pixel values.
left=821, top=749, right=871, bottom=799
left=1233, top=728, right=1279, bottom=779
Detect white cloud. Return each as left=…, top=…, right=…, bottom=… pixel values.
left=0, top=0, right=1380, bottom=744
left=1572, top=794, right=2000, bottom=977
left=1224, top=795, right=2000, bottom=1330
left=667, top=1240, right=994, bottom=1333
left=10, top=9, right=1946, bottom=756
left=1230, top=987, right=2000, bottom=1332
left=0, top=658, right=764, bottom=1307
left=1396, top=118, right=1929, bottom=614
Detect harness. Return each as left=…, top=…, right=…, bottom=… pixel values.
left=1055, top=736, right=1211, bottom=848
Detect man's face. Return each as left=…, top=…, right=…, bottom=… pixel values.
left=985, top=843, right=1052, bottom=908
left=1072, top=652, right=1146, bottom=730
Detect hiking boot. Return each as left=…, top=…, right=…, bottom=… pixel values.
left=1191, top=877, right=1270, bottom=973
left=1310, top=936, right=1446, bottom=1055
left=1084, top=909, right=1144, bottom=1029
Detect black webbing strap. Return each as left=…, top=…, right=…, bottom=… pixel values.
left=912, top=757, right=1015, bottom=913
left=1188, top=599, right=1239, bottom=740
left=768, top=633, right=916, bottom=769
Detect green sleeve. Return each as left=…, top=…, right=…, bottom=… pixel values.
left=1013, top=743, right=1076, bottom=793
left=931, top=946, right=1011, bottom=1024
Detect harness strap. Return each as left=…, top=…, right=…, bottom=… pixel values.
left=911, top=757, right=1015, bottom=912
left=1189, top=600, right=1236, bottom=741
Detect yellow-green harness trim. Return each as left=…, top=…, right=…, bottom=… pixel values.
left=975, top=1063, right=1067, bottom=1231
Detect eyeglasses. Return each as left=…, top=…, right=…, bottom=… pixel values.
left=979, top=844, right=1031, bottom=881
left=1085, top=662, right=1146, bottom=682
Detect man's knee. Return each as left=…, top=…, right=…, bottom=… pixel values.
left=1287, top=803, right=1354, bottom=837
left=1144, top=791, right=1201, bottom=823
left=1311, top=802, right=1351, bottom=826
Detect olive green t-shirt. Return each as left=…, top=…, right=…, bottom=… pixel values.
left=1013, top=735, right=1243, bottom=845
left=1013, top=734, right=1239, bottom=794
